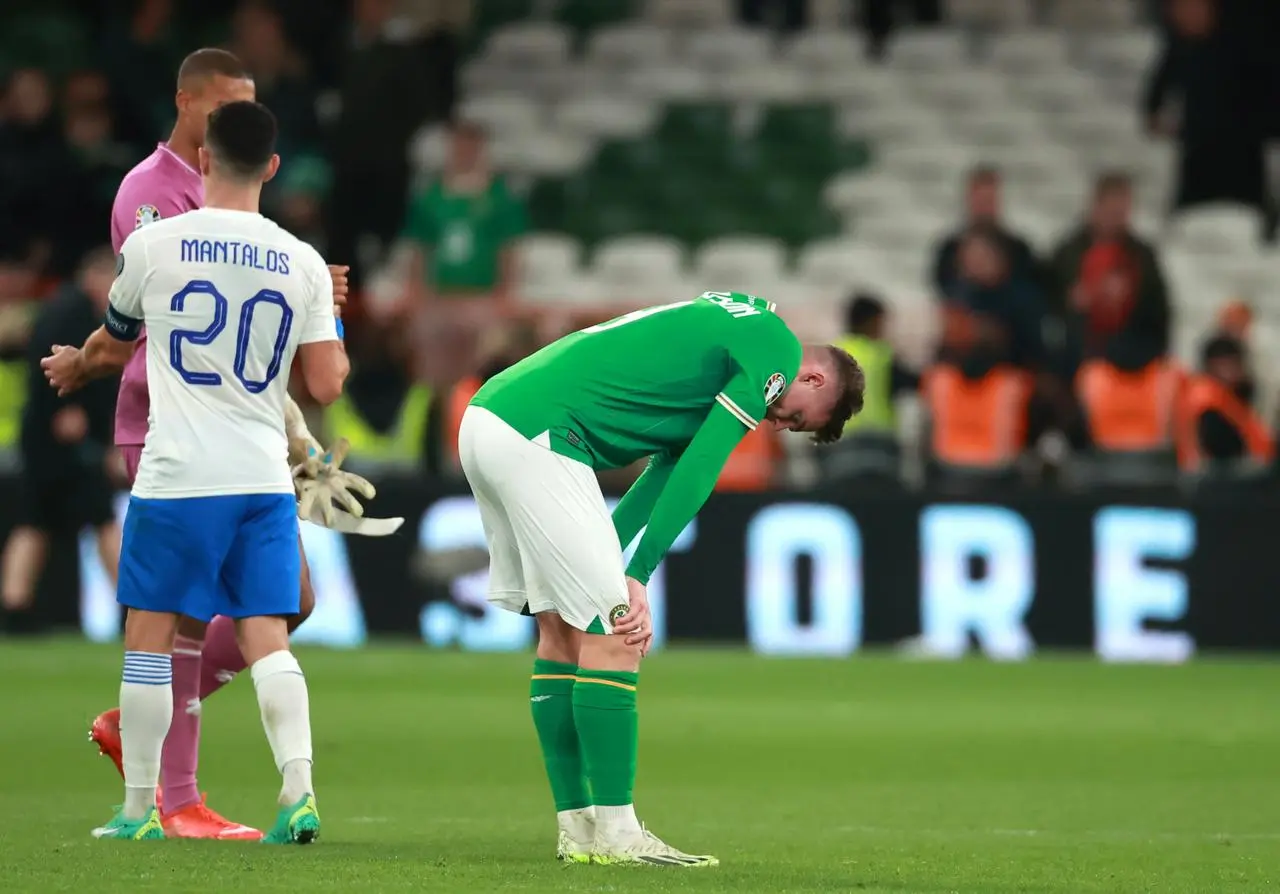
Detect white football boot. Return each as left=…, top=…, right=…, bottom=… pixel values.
left=591, top=823, right=719, bottom=867
left=555, top=807, right=594, bottom=863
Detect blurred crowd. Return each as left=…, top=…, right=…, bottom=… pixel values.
left=0, top=0, right=1278, bottom=515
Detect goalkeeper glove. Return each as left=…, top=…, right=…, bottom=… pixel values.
left=292, top=437, right=377, bottom=528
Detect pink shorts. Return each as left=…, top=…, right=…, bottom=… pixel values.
left=121, top=445, right=143, bottom=487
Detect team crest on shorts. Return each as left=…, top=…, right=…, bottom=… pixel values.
left=764, top=372, right=787, bottom=406
left=135, top=204, right=161, bottom=229
left=608, top=604, right=629, bottom=625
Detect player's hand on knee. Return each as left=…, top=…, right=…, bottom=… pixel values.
left=615, top=577, right=652, bottom=650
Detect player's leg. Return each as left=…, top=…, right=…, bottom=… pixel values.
left=221, top=494, right=318, bottom=845
left=0, top=524, right=48, bottom=613
left=93, top=494, right=223, bottom=840
left=197, top=529, right=312, bottom=702
left=158, top=613, right=209, bottom=819
left=514, top=459, right=714, bottom=867
left=80, top=456, right=122, bottom=587
left=457, top=408, right=594, bottom=859
left=1, top=474, right=55, bottom=616
left=89, top=446, right=140, bottom=772
left=531, top=612, right=594, bottom=862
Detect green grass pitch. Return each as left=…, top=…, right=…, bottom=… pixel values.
left=2, top=641, right=1278, bottom=892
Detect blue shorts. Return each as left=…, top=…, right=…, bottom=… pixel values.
left=117, top=493, right=301, bottom=623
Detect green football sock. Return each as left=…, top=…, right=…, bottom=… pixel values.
left=572, top=669, right=639, bottom=806
left=530, top=659, right=591, bottom=811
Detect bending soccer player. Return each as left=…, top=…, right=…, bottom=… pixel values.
left=49, top=101, right=347, bottom=842
left=45, top=48, right=371, bottom=840
left=459, top=292, right=865, bottom=866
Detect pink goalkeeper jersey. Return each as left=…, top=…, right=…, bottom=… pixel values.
left=110, top=144, right=204, bottom=446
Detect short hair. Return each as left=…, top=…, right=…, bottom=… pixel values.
left=1093, top=171, right=1132, bottom=199
left=814, top=345, right=865, bottom=445
left=846, top=292, right=885, bottom=332
left=205, top=101, right=277, bottom=180
left=177, top=48, right=250, bottom=90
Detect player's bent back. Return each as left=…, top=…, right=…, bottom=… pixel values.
left=107, top=209, right=338, bottom=498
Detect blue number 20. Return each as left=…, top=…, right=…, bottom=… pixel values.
left=169, top=279, right=294, bottom=392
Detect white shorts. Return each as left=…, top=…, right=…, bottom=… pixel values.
left=457, top=405, right=629, bottom=634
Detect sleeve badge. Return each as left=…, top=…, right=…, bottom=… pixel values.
left=135, top=205, right=161, bottom=229
left=764, top=372, right=787, bottom=406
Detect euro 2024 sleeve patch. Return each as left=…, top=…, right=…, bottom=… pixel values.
left=764, top=372, right=786, bottom=406
left=135, top=205, right=161, bottom=229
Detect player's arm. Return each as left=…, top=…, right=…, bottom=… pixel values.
left=624, top=402, right=748, bottom=585
left=42, top=239, right=145, bottom=395
left=612, top=452, right=676, bottom=552
left=296, top=261, right=348, bottom=405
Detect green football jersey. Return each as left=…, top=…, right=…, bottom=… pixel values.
left=472, top=291, right=802, bottom=469
left=470, top=291, right=803, bottom=585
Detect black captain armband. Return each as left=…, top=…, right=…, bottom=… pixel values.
left=104, top=304, right=143, bottom=341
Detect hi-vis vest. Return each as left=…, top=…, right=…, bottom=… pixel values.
left=0, top=361, right=26, bottom=448
left=923, top=364, right=1030, bottom=468
left=324, top=385, right=431, bottom=464
left=836, top=334, right=895, bottom=435
left=1176, top=374, right=1274, bottom=471
left=444, top=376, right=483, bottom=466
left=1077, top=359, right=1182, bottom=452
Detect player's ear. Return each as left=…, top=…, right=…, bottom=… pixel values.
left=262, top=154, right=281, bottom=184
left=197, top=147, right=211, bottom=177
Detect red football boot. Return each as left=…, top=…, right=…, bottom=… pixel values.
left=88, top=708, right=164, bottom=813
left=162, top=795, right=262, bottom=840
left=89, top=708, right=125, bottom=777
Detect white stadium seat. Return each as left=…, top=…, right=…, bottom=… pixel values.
left=686, top=27, right=774, bottom=71
left=586, top=23, right=675, bottom=70
left=693, top=237, right=788, bottom=289
left=644, top=0, right=733, bottom=28
left=490, top=131, right=592, bottom=177
left=781, top=31, right=865, bottom=72
left=988, top=30, right=1071, bottom=74
left=886, top=28, right=970, bottom=70
left=481, top=22, right=572, bottom=69
left=592, top=236, right=687, bottom=288
left=519, top=234, right=583, bottom=292
left=457, top=94, right=542, bottom=138
left=554, top=96, right=657, bottom=140
left=715, top=63, right=807, bottom=102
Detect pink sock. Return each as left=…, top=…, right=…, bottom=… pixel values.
left=160, top=635, right=203, bottom=814
left=198, top=615, right=249, bottom=700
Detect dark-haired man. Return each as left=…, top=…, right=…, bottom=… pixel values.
left=48, top=51, right=367, bottom=842
left=460, top=291, right=863, bottom=867
left=47, top=100, right=346, bottom=844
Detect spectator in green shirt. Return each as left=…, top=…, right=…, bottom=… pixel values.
left=400, top=121, right=525, bottom=319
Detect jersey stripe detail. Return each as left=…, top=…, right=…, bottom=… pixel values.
left=716, top=393, right=758, bottom=430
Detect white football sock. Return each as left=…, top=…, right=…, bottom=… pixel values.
left=251, top=650, right=314, bottom=805
left=120, top=651, right=174, bottom=820
left=558, top=806, right=596, bottom=839
left=594, top=803, right=641, bottom=837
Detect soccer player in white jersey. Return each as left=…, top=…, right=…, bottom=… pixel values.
left=52, top=101, right=347, bottom=842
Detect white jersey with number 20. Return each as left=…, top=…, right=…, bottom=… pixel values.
left=106, top=207, right=337, bottom=499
